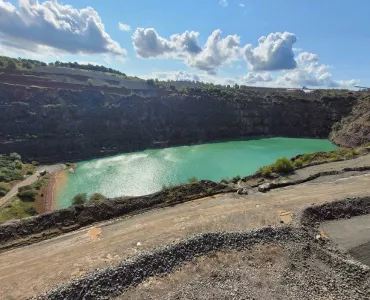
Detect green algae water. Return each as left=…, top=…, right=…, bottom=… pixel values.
left=56, top=138, right=337, bottom=208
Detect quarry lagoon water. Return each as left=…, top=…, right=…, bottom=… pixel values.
left=55, top=138, right=337, bottom=208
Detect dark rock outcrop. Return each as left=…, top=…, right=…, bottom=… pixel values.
left=330, top=96, right=370, bottom=147
left=0, top=83, right=359, bottom=163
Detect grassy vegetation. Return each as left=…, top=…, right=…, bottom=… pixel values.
left=0, top=153, right=36, bottom=196
left=187, top=177, right=199, bottom=184
left=274, top=158, right=294, bottom=173
left=89, top=193, right=106, bottom=202
left=259, top=147, right=365, bottom=178
left=72, top=193, right=88, bottom=205
left=259, top=157, right=293, bottom=178
left=0, top=175, right=49, bottom=222
left=293, top=159, right=303, bottom=168
left=0, top=198, right=38, bottom=222
left=72, top=192, right=107, bottom=205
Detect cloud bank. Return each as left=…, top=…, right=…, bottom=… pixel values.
left=139, top=30, right=356, bottom=88
left=0, top=0, right=126, bottom=56
left=132, top=28, right=240, bottom=74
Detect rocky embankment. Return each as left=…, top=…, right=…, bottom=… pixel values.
left=330, top=96, right=370, bottom=147
left=34, top=197, right=370, bottom=300
left=0, top=82, right=363, bottom=163
left=0, top=180, right=233, bottom=249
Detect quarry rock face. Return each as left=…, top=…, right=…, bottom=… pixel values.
left=330, top=97, right=370, bottom=147
left=0, top=83, right=365, bottom=162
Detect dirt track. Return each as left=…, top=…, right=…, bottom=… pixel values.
left=0, top=164, right=65, bottom=209
left=1, top=171, right=370, bottom=299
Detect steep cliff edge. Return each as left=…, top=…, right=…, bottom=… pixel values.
left=330, top=95, right=370, bottom=147
left=0, top=83, right=361, bottom=162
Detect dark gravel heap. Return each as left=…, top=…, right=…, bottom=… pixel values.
left=296, top=196, right=370, bottom=229
left=33, top=222, right=370, bottom=300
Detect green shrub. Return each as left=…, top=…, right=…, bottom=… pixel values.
left=26, top=170, right=33, bottom=175
left=89, top=193, right=105, bottom=202
left=187, top=176, right=198, bottom=184
left=301, top=153, right=313, bottom=163
left=0, top=172, right=6, bottom=182
left=9, top=152, right=21, bottom=161
left=261, top=165, right=273, bottom=177
left=274, top=157, right=294, bottom=174
left=25, top=207, right=38, bottom=216
left=15, top=160, right=22, bottom=169
left=337, top=148, right=349, bottom=156
left=329, top=153, right=340, bottom=160
left=32, top=181, right=42, bottom=190
left=87, top=79, right=93, bottom=86
left=0, top=182, right=11, bottom=192
left=220, top=177, right=230, bottom=184
left=232, top=175, right=241, bottom=181
left=17, top=189, right=37, bottom=201
left=32, top=161, right=39, bottom=166
left=344, top=150, right=355, bottom=159
left=293, top=159, right=303, bottom=168
left=72, top=193, right=87, bottom=205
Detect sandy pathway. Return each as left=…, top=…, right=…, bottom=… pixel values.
left=0, top=172, right=369, bottom=299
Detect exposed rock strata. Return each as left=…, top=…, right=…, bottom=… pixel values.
left=0, top=83, right=360, bottom=163
left=330, top=97, right=370, bottom=147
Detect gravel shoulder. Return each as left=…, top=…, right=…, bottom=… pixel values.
left=1, top=172, right=370, bottom=299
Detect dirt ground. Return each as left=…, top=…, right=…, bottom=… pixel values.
left=321, top=214, right=370, bottom=266
left=0, top=171, right=370, bottom=299
left=288, top=154, right=370, bottom=182
left=117, top=244, right=365, bottom=300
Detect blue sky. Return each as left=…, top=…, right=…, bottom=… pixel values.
left=0, top=0, right=369, bottom=88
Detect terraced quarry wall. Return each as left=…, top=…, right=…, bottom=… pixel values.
left=0, top=82, right=360, bottom=163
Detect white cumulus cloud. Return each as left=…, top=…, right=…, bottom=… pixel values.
left=243, top=32, right=297, bottom=71
left=132, top=28, right=240, bottom=74
left=275, top=52, right=358, bottom=88
left=0, top=0, right=126, bottom=56
left=241, top=72, right=273, bottom=84
left=118, top=22, right=131, bottom=32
